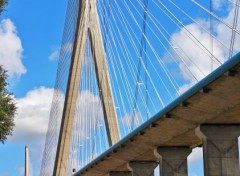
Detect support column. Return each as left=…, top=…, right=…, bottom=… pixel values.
left=54, top=0, right=120, bottom=174
left=89, top=0, right=120, bottom=145
left=108, top=171, right=132, bottom=176
left=155, top=147, right=192, bottom=176
left=128, top=161, right=158, bottom=176
left=196, top=124, right=240, bottom=176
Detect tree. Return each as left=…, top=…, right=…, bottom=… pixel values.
left=0, top=66, right=16, bottom=143
left=0, top=0, right=8, bottom=14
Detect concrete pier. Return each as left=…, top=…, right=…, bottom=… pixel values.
left=155, top=147, right=192, bottom=176
left=196, top=124, right=240, bottom=176
left=128, top=161, right=158, bottom=176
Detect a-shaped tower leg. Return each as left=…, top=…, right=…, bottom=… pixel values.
left=53, top=0, right=120, bottom=175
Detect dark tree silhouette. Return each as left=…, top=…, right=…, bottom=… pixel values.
left=0, top=0, right=8, bottom=14
left=0, top=66, right=16, bottom=143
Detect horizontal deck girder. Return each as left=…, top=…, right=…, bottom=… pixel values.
left=74, top=53, right=240, bottom=176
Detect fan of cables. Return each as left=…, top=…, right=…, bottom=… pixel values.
left=41, top=0, right=240, bottom=175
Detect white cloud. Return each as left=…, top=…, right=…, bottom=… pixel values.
left=48, top=43, right=73, bottom=61
left=171, top=20, right=225, bottom=84
left=212, top=0, right=230, bottom=10
left=120, top=112, right=143, bottom=136
left=188, top=147, right=203, bottom=164
left=216, top=6, right=240, bottom=53
left=12, top=87, right=53, bottom=142
left=154, top=165, right=160, bottom=176
left=177, top=82, right=195, bottom=95
left=190, top=173, right=199, bottom=176
left=170, top=2, right=240, bottom=94
left=75, top=90, right=105, bottom=138
left=48, top=50, right=59, bottom=61
left=62, top=42, right=73, bottom=53
left=9, top=87, right=54, bottom=175
left=41, top=90, right=107, bottom=175
left=18, top=161, right=33, bottom=176
left=0, top=19, right=26, bottom=78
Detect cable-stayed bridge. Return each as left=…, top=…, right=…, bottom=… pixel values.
left=41, top=0, right=240, bottom=175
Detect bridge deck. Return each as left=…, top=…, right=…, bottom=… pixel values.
left=74, top=53, right=240, bottom=176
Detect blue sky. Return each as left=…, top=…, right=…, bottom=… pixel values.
left=2, top=0, right=67, bottom=96
left=0, top=0, right=239, bottom=175
left=0, top=0, right=67, bottom=175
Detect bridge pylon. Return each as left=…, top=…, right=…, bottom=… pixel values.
left=53, top=0, right=120, bottom=175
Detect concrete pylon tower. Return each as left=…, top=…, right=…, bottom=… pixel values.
left=53, top=0, right=120, bottom=175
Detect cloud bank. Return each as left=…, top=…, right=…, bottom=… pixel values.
left=12, top=87, right=53, bottom=143
left=10, top=87, right=54, bottom=176
left=0, top=19, right=26, bottom=78
left=170, top=3, right=239, bottom=93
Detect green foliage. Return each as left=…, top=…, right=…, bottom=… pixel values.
left=0, top=66, right=16, bottom=144
left=0, top=0, right=8, bottom=14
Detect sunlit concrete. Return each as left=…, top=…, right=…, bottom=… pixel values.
left=196, top=124, right=240, bottom=176
left=155, top=147, right=192, bottom=176
left=128, top=161, right=158, bottom=176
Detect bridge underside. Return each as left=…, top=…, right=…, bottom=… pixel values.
left=75, top=54, right=240, bottom=176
